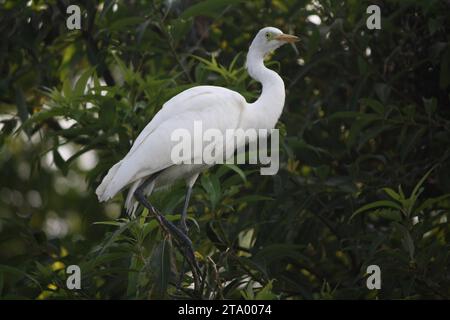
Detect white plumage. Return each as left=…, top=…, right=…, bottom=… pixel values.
left=96, top=27, right=298, bottom=217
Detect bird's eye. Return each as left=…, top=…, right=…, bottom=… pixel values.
left=265, top=32, right=271, bottom=40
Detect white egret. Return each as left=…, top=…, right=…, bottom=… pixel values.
left=96, top=26, right=298, bottom=289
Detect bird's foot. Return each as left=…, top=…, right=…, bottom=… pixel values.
left=134, top=187, right=201, bottom=295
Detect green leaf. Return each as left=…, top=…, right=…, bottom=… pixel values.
left=327, top=111, right=361, bottom=121
left=96, top=220, right=134, bottom=257
left=241, top=281, right=255, bottom=300
left=15, top=87, right=29, bottom=125
left=416, top=194, right=450, bottom=213
left=410, top=166, right=436, bottom=201
left=233, top=195, right=273, bottom=204
left=376, top=209, right=402, bottom=222
left=93, top=221, right=123, bottom=227
left=357, top=124, right=392, bottom=151
left=141, top=220, right=159, bottom=239
left=393, top=222, right=415, bottom=261
left=400, top=127, right=426, bottom=162
left=169, top=18, right=193, bottom=44
left=347, top=117, right=379, bottom=148
left=109, top=17, right=146, bottom=31
left=201, top=173, right=221, bottom=210
left=99, top=0, right=115, bottom=19
left=206, top=221, right=228, bottom=251
left=127, top=254, right=140, bottom=298
left=374, top=83, right=391, bottom=103
left=360, top=98, right=384, bottom=115
left=254, top=244, right=310, bottom=265
left=0, top=265, right=41, bottom=289
left=357, top=56, right=368, bottom=75
left=223, top=164, right=247, bottom=183
left=383, top=188, right=402, bottom=201
left=99, top=100, right=117, bottom=127
left=21, top=107, right=67, bottom=130
left=74, top=68, right=95, bottom=97
left=53, top=148, right=68, bottom=176
left=180, top=0, right=242, bottom=19
left=255, top=280, right=277, bottom=300
left=350, top=200, right=402, bottom=220
left=150, top=238, right=172, bottom=298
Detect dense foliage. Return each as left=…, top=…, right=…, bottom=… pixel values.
left=1, top=0, right=449, bottom=299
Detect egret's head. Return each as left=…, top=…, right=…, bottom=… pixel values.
left=249, top=27, right=299, bottom=56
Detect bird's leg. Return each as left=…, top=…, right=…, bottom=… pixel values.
left=180, top=184, right=193, bottom=234
left=133, top=177, right=201, bottom=293
left=176, top=184, right=194, bottom=290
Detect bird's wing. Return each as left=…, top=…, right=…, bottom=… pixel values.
left=126, top=86, right=244, bottom=155
left=96, top=86, right=247, bottom=201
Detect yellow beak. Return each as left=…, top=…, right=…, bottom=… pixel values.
left=275, top=34, right=300, bottom=43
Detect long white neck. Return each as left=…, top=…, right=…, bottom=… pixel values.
left=245, top=48, right=285, bottom=130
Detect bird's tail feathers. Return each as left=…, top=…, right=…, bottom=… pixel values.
left=96, top=160, right=123, bottom=202
left=124, top=179, right=142, bottom=217
left=124, top=178, right=155, bottom=217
